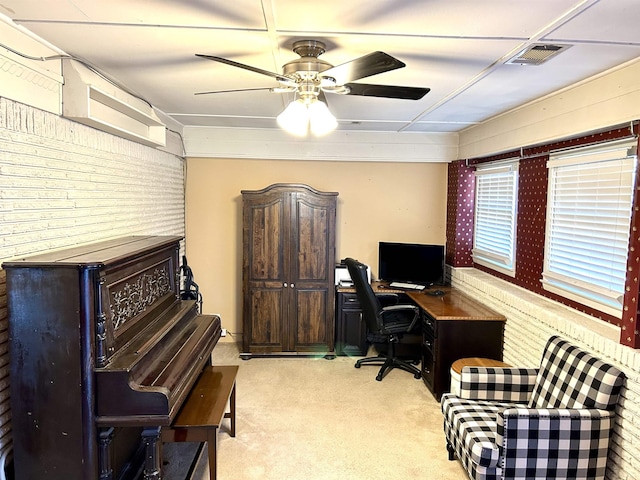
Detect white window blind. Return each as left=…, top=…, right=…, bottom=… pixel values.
left=472, top=160, right=519, bottom=275
left=542, top=138, right=638, bottom=317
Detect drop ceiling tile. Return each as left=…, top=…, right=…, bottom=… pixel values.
left=272, top=0, right=580, bottom=37
left=8, top=0, right=266, bottom=29
left=544, top=0, right=640, bottom=44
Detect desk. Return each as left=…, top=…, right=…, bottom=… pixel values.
left=335, top=282, right=406, bottom=356
left=407, top=288, right=506, bottom=399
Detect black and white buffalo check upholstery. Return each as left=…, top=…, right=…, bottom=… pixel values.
left=441, top=336, right=625, bottom=480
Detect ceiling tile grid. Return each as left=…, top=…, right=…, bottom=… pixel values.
left=0, top=0, right=638, bottom=134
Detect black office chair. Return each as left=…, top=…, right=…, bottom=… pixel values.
left=344, top=258, right=422, bottom=381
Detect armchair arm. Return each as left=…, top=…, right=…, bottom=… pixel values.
left=497, top=407, right=615, bottom=480
left=458, top=367, right=538, bottom=403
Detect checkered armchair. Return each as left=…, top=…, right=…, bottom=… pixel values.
left=441, top=336, right=625, bottom=480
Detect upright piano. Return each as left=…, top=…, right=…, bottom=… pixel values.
left=3, top=236, right=221, bottom=479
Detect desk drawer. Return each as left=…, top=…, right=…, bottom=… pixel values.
left=421, top=344, right=435, bottom=388
left=421, top=313, right=436, bottom=391
left=340, top=293, right=360, bottom=309
left=422, top=315, right=435, bottom=339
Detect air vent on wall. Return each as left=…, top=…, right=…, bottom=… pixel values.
left=506, top=44, right=571, bottom=66
left=62, top=59, right=166, bottom=147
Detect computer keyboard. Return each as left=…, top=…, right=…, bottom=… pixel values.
left=389, top=282, right=425, bottom=291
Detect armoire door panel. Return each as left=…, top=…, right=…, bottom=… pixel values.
left=294, top=201, right=331, bottom=282
left=248, top=201, right=286, bottom=281
left=292, top=289, right=328, bottom=346
left=249, top=288, right=284, bottom=347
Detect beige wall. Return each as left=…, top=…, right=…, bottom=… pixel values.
left=185, top=158, right=447, bottom=338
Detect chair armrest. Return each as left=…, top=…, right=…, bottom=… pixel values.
left=375, top=293, right=399, bottom=307
left=380, top=304, right=420, bottom=331
left=382, top=304, right=419, bottom=314
left=458, top=367, right=538, bottom=402
left=497, top=407, right=615, bottom=479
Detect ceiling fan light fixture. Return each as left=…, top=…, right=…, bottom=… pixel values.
left=308, top=100, right=338, bottom=136
left=276, top=98, right=337, bottom=137
left=276, top=99, right=309, bottom=136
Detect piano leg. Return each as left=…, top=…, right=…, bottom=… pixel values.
left=99, top=427, right=115, bottom=480
left=142, top=426, right=162, bottom=479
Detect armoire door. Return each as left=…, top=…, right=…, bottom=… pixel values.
left=287, top=189, right=336, bottom=353
left=242, top=184, right=337, bottom=357
left=242, top=186, right=290, bottom=354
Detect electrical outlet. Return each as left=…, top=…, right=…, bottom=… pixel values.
left=221, top=328, right=227, bottom=337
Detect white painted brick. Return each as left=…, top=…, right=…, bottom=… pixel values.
left=0, top=103, right=185, bottom=258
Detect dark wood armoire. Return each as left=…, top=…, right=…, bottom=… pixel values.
left=241, top=184, right=338, bottom=358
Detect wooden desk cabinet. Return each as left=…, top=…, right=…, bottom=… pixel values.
left=335, top=290, right=368, bottom=356
left=407, top=288, right=506, bottom=399
left=335, top=282, right=400, bottom=356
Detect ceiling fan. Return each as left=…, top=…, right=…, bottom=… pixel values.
left=194, top=39, right=430, bottom=101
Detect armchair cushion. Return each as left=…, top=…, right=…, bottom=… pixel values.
left=458, top=367, right=538, bottom=403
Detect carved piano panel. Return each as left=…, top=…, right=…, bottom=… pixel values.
left=3, top=236, right=220, bottom=480
left=99, top=247, right=178, bottom=365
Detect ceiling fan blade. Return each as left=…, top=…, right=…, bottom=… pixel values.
left=195, top=87, right=276, bottom=96
left=196, top=54, right=292, bottom=83
left=321, top=51, right=405, bottom=85
left=343, top=83, right=430, bottom=100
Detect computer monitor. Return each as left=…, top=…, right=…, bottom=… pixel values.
left=378, top=242, right=445, bottom=286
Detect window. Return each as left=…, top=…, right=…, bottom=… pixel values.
left=542, top=139, right=638, bottom=317
left=472, top=160, right=519, bottom=276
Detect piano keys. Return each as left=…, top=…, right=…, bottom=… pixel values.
left=3, top=236, right=221, bottom=479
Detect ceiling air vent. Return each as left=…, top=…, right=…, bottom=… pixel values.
left=506, top=44, right=571, bottom=66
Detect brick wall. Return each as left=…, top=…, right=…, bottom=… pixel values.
left=0, top=98, right=185, bottom=258
left=0, top=96, right=185, bottom=474
left=451, top=267, right=640, bottom=480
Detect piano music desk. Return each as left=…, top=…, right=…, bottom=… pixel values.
left=162, top=365, right=239, bottom=480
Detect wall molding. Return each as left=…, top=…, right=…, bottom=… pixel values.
left=184, top=126, right=458, bottom=162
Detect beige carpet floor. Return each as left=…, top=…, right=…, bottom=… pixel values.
left=163, top=342, right=467, bottom=480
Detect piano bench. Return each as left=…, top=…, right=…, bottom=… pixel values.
left=162, top=365, right=239, bottom=480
